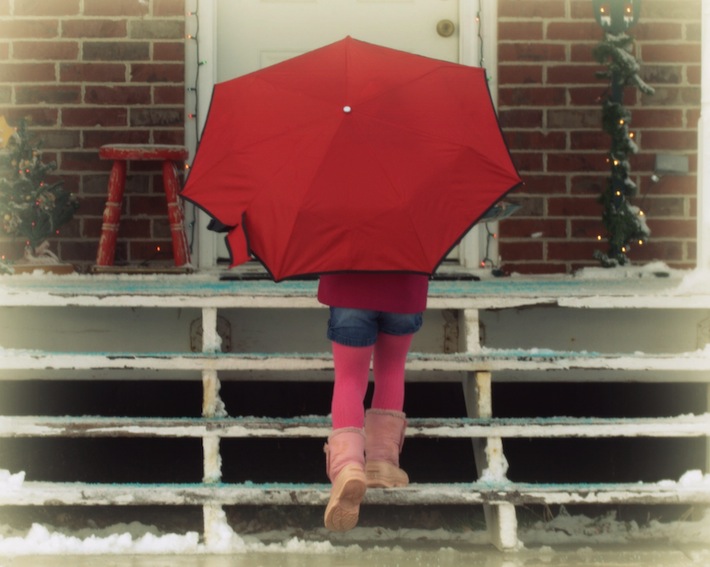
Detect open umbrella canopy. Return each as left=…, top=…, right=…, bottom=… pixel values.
left=182, top=36, right=522, bottom=281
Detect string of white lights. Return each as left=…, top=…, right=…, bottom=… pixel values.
left=184, top=1, right=201, bottom=254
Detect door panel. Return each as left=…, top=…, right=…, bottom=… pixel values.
left=217, top=0, right=459, bottom=82
left=211, top=0, right=461, bottom=264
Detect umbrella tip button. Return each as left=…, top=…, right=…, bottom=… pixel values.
left=343, top=106, right=352, bottom=113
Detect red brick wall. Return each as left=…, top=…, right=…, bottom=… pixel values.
left=0, top=0, right=701, bottom=273
left=0, top=0, right=186, bottom=268
left=497, top=0, right=700, bottom=273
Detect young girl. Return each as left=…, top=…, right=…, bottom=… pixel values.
left=317, top=271, right=429, bottom=531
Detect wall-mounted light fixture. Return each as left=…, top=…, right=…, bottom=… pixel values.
left=593, top=0, right=641, bottom=34
left=650, top=154, right=690, bottom=183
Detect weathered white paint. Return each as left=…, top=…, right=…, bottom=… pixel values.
left=461, top=308, right=481, bottom=354
left=463, top=370, right=518, bottom=550
left=201, top=369, right=224, bottom=416
left=3, top=481, right=708, bottom=507
left=201, top=308, right=221, bottom=353
left=3, top=349, right=710, bottom=372
left=2, top=367, right=709, bottom=383
left=3, top=415, right=708, bottom=439
left=200, top=306, right=229, bottom=544
left=2, top=273, right=710, bottom=309
left=2, top=273, right=709, bottom=551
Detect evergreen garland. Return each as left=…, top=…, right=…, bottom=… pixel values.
left=0, top=119, right=79, bottom=255
left=593, top=24, right=654, bottom=267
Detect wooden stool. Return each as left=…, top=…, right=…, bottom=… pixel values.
left=96, top=144, right=191, bottom=268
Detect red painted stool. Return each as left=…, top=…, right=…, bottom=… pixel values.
left=96, top=144, right=191, bottom=268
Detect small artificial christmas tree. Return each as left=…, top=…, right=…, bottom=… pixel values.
left=592, top=0, right=654, bottom=267
left=0, top=118, right=79, bottom=261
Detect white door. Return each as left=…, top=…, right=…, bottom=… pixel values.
left=216, top=0, right=459, bottom=83
left=192, top=0, right=488, bottom=269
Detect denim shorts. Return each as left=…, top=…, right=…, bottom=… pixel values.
left=327, top=307, right=423, bottom=347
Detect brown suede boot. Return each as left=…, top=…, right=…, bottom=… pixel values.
left=323, top=427, right=367, bottom=531
left=364, top=409, right=409, bottom=488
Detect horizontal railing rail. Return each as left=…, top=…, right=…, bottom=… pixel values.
left=2, top=348, right=710, bottom=372
left=3, top=481, right=709, bottom=507
left=2, top=273, right=709, bottom=551
left=2, top=414, right=709, bottom=439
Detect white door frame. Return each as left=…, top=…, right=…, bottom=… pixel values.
left=458, top=0, right=499, bottom=270
left=185, top=0, right=499, bottom=270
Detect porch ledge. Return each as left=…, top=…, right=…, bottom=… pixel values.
left=1, top=269, right=709, bottom=309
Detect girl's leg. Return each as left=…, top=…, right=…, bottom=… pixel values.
left=371, top=332, right=413, bottom=412
left=331, top=342, right=374, bottom=429
left=326, top=342, right=372, bottom=531
left=366, top=332, right=413, bottom=488
left=325, top=308, right=378, bottom=531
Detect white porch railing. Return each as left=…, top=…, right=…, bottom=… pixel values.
left=0, top=272, right=709, bottom=551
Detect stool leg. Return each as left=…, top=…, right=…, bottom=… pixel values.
left=162, top=160, right=191, bottom=267
left=96, top=160, right=126, bottom=266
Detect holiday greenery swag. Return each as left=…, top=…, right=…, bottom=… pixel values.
left=0, top=117, right=79, bottom=265
left=592, top=2, right=655, bottom=267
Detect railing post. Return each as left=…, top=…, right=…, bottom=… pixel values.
left=201, top=307, right=229, bottom=548
left=460, top=308, right=520, bottom=551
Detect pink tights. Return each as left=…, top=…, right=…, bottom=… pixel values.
left=331, top=333, right=414, bottom=429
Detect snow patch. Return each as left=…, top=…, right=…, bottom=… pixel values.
left=574, top=261, right=674, bottom=280
left=0, top=469, right=25, bottom=491
left=2, top=511, right=708, bottom=557
left=0, top=521, right=350, bottom=557
left=658, top=469, right=710, bottom=487
left=0, top=509, right=709, bottom=557
left=521, top=507, right=710, bottom=547
left=675, top=267, right=710, bottom=294
left=0, top=523, right=200, bottom=556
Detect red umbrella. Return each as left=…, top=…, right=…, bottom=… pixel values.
left=182, top=37, right=521, bottom=281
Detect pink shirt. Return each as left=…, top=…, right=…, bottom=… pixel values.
left=317, top=273, right=429, bottom=313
